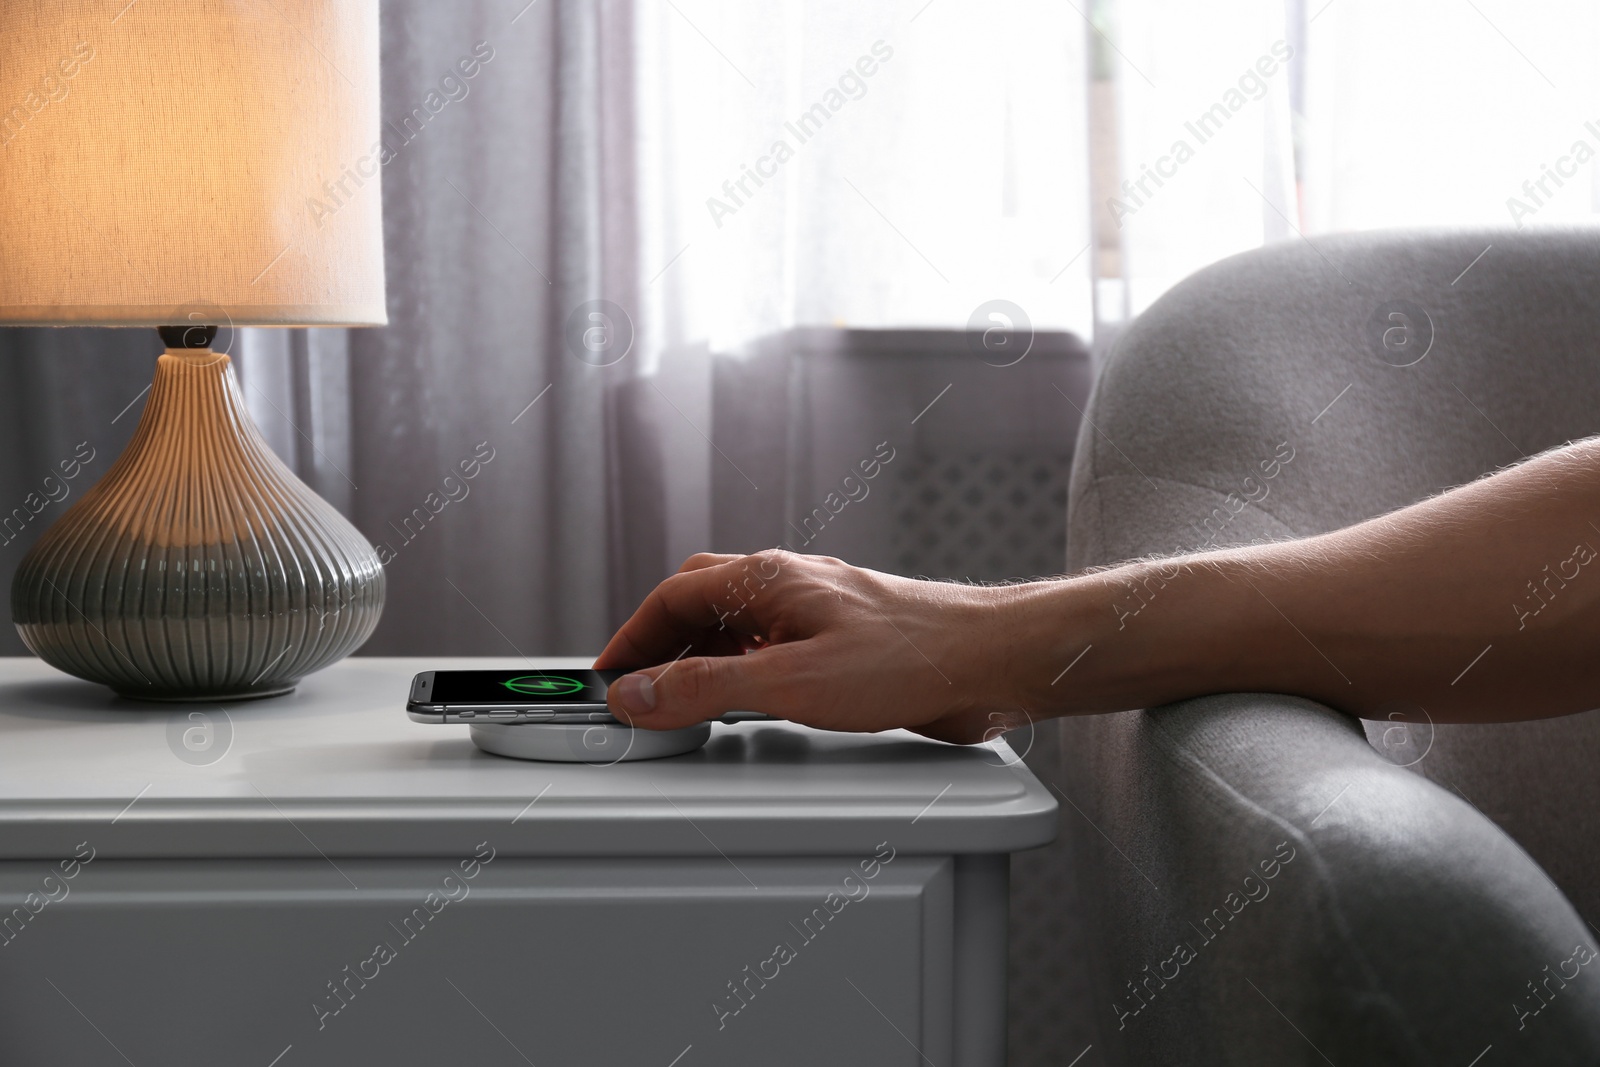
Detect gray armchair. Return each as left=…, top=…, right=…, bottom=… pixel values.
left=1054, top=229, right=1600, bottom=1064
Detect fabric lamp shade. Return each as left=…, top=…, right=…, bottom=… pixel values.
left=0, top=0, right=386, bottom=326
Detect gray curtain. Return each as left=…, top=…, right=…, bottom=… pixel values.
left=0, top=0, right=660, bottom=658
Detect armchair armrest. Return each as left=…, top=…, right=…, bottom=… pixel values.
left=1059, top=693, right=1600, bottom=1065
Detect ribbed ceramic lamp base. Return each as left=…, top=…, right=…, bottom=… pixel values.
left=11, top=348, right=385, bottom=701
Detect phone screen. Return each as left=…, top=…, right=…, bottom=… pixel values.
left=425, top=669, right=622, bottom=705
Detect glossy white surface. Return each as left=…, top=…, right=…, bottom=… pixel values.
left=0, top=657, right=1057, bottom=859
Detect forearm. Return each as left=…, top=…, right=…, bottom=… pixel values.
left=1010, top=439, right=1600, bottom=723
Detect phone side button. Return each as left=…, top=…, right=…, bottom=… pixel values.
left=524, top=711, right=554, bottom=722
left=456, top=709, right=475, bottom=719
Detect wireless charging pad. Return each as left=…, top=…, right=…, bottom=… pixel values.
left=469, top=721, right=712, bottom=763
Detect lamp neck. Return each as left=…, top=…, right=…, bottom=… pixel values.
left=157, top=324, right=220, bottom=350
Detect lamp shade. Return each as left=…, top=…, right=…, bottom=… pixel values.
left=0, top=0, right=386, bottom=326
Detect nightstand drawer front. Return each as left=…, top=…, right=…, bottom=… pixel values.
left=0, top=856, right=955, bottom=1067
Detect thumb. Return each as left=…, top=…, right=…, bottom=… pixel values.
left=607, top=650, right=787, bottom=729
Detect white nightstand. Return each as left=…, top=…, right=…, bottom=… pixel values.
left=0, top=657, right=1057, bottom=1067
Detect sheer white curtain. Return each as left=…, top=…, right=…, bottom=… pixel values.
left=633, top=0, right=1095, bottom=364
left=633, top=0, right=1600, bottom=348
left=1110, top=0, right=1600, bottom=319
left=1301, top=0, right=1600, bottom=232
left=1111, top=0, right=1296, bottom=318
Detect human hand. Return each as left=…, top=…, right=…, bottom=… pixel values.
left=593, top=551, right=1033, bottom=744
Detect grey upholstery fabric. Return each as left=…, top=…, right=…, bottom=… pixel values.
left=1059, top=229, right=1600, bottom=1064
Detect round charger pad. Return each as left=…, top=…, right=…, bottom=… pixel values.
left=469, top=721, right=712, bottom=763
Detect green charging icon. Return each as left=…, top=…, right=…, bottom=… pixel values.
left=502, top=675, right=585, bottom=697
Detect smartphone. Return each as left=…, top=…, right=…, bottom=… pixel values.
left=406, top=668, right=773, bottom=725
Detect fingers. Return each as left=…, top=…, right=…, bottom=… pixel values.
left=593, top=556, right=767, bottom=670
left=678, top=552, right=740, bottom=573
left=593, top=566, right=723, bottom=670
left=607, top=644, right=802, bottom=729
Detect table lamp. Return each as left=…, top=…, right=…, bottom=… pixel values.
left=0, top=1, right=387, bottom=700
